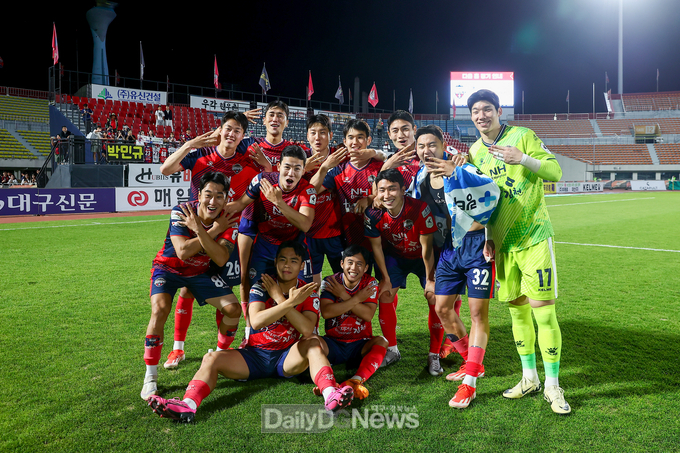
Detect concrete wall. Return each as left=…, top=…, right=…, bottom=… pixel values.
left=552, top=153, right=588, bottom=182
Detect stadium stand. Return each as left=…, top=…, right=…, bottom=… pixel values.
left=621, top=91, right=680, bottom=112
left=596, top=117, right=680, bottom=136
left=549, top=144, right=652, bottom=165
left=0, top=96, right=49, bottom=122
left=654, top=144, right=680, bottom=164
left=508, top=119, right=595, bottom=137
left=0, top=129, right=37, bottom=159
left=17, top=130, right=52, bottom=157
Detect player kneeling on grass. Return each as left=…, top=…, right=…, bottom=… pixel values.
left=147, top=241, right=354, bottom=422
left=313, top=245, right=388, bottom=400
left=142, top=172, right=240, bottom=400
left=364, top=169, right=438, bottom=369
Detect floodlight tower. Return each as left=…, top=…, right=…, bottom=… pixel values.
left=618, top=0, right=623, bottom=94
left=86, top=1, right=117, bottom=85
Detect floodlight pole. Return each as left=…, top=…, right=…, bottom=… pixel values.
left=618, top=0, right=623, bottom=95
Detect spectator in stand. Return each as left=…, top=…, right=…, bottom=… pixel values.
left=181, top=128, right=193, bottom=144
left=55, top=126, right=72, bottom=164
left=87, top=125, right=104, bottom=164
left=383, top=140, right=390, bottom=153
left=156, top=106, right=165, bottom=128
left=7, top=173, right=18, bottom=185
left=125, top=129, right=136, bottom=143
left=148, top=130, right=157, bottom=141
left=31, top=173, right=37, bottom=185
left=165, top=131, right=178, bottom=146
left=116, top=130, right=126, bottom=140
left=376, top=118, right=384, bottom=138
left=81, top=105, right=93, bottom=134
left=164, top=107, right=173, bottom=130
left=1, top=172, right=7, bottom=184
left=106, top=112, right=118, bottom=131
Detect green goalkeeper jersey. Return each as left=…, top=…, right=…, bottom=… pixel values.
left=468, top=124, right=562, bottom=253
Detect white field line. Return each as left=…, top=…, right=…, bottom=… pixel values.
left=0, top=218, right=167, bottom=231
left=547, top=197, right=654, bottom=208
left=556, top=242, right=680, bottom=253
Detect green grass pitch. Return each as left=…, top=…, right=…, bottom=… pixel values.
left=1, top=191, right=679, bottom=452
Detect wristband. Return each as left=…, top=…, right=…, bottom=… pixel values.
left=520, top=153, right=541, bottom=173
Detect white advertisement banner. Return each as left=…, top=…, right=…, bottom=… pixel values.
left=128, top=164, right=191, bottom=188
left=630, top=180, right=666, bottom=191
left=115, top=187, right=191, bottom=211
left=190, top=96, right=308, bottom=119
left=556, top=182, right=604, bottom=193
left=92, top=84, right=167, bottom=105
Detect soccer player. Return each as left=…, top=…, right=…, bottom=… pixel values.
left=303, top=114, right=345, bottom=284
left=228, top=145, right=316, bottom=293
left=316, top=245, right=388, bottom=399
left=159, top=111, right=257, bottom=369
left=466, top=89, right=569, bottom=414
left=141, top=172, right=239, bottom=400
left=146, top=242, right=354, bottom=422
left=387, top=109, right=417, bottom=155
left=364, top=169, right=438, bottom=367
left=245, top=100, right=312, bottom=172
left=415, top=125, right=499, bottom=408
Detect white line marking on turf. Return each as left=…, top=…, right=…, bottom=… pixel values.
left=547, top=197, right=654, bottom=208
left=556, top=242, right=680, bottom=253
left=0, top=218, right=167, bottom=231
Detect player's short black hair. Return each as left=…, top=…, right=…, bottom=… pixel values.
left=467, top=89, right=500, bottom=112
left=199, top=171, right=229, bottom=194
left=221, top=111, right=248, bottom=132
left=306, top=114, right=332, bottom=132
left=387, top=110, right=415, bottom=129
left=341, top=244, right=371, bottom=265
left=343, top=118, right=371, bottom=138
left=276, top=240, right=306, bottom=260
left=280, top=145, right=308, bottom=167
left=375, top=168, right=405, bottom=188
left=414, top=124, right=445, bottom=145
left=264, top=100, right=289, bottom=120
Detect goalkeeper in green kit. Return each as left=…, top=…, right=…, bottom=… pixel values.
left=466, top=89, right=570, bottom=415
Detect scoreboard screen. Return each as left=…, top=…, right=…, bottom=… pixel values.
left=450, top=72, right=514, bottom=108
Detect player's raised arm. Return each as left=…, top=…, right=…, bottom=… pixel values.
left=160, top=129, right=220, bottom=175
left=320, top=278, right=377, bottom=321
left=309, top=146, right=348, bottom=194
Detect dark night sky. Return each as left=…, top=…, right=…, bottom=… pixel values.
left=2, top=0, right=679, bottom=115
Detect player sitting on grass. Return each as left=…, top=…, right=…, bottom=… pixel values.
left=141, top=171, right=239, bottom=400
left=313, top=245, right=388, bottom=400
left=364, top=169, right=438, bottom=368
left=147, top=241, right=354, bottom=422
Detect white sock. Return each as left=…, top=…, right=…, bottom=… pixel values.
left=183, top=398, right=198, bottom=410
left=173, top=341, right=185, bottom=351
left=387, top=345, right=399, bottom=353
left=545, top=377, right=559, bottom=387
left=216, top=346, right=225, bottom=351
left=463, top=374, right=477, bottom=388
left=350, top=375, right=362, bottom=382
left=429, top=352, right=439, bottom=358
left=245, top=330, right=250, bottom=340
left=145, top=365, right=157, bottom=377
left=523, top=367, right=539, bottom=382
left=322, top=387, right=335, bottom=402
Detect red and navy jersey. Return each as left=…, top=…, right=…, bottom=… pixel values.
left=242, top=172, right=316, bottom=245
left=303, top=148, right=342, bottom=239
left=364, top=196, right=437, bottom=260
left=180, top=144, right=255, bottom=201
left=152, top=201, right=237, bottom=277
left=243, top=137, right=312, bottom=171
left=247, top=278, right=320, bottom=351
left=320, top=273, right=378, bottom=343
left=322, top=159, right=383, bottom=247
left=322, top=159, right=417, bottom=247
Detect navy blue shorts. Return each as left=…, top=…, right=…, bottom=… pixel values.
left=217, top=244, right=241, bottom=287
left=435, top=229, right=495, bottom=299
left=385, top=254, right=427, bottom=289
left=150, top=267, right=232, bottom=306
left=324, top=336, right=369, bottom=367
left=236, top=346, right=295, bottom=380
left=248, top=234, right=313, bottom=286
left=307, top=235, right=344, bottom=275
